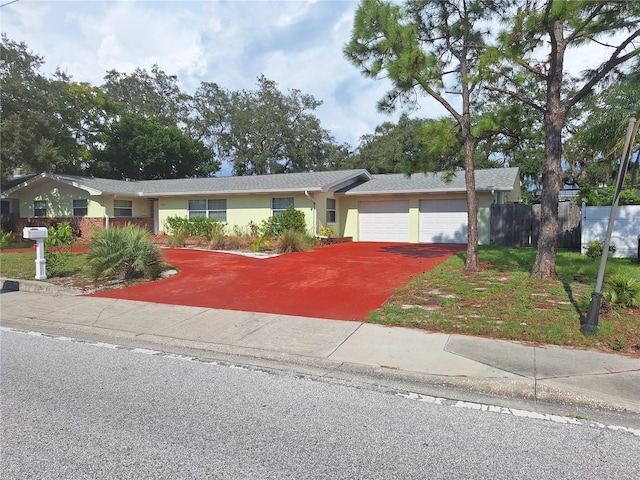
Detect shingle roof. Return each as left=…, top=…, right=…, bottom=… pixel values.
left=0, top=173, right=144, bottom=197
left=0, top=174, right=37, bottom=192
left=342, top=167, right=520, bottom=195
left=1, top=168, right=520, bottom=198
left=53, top=174, right=144, bottom=195
left=136, top=169, right=371, bottom=196
left=1, top=170, right=372, bottom=198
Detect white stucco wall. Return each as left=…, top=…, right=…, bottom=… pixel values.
left=581, top=204, right=640, bottom=257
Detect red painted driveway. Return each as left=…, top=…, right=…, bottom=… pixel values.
left=90, top=242, right=465, bottom=321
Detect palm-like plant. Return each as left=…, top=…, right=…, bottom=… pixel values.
left=603, top=275, right=640, bottom=308
left=87, top=226, right=162, bottom=281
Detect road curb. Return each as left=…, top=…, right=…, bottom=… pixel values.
left=2, top=313, right=639, bottom=422
left=0, top=277, right=82, bottom=296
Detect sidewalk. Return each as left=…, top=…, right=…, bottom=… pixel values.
left=1, top=278, right=639, bottom=416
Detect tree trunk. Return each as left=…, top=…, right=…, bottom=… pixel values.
left=531, top=18, right=565, bottom=280
left=462, top=123, right=481, bottom=273
left=530, top=118, right=561, bottom=279
left=459, top=40, right=481, bottom=274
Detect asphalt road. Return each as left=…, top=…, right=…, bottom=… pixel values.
left=1, top=329, right=637, bottom=480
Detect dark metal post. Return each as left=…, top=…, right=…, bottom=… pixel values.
left=582, top=112, right=639, bottom=335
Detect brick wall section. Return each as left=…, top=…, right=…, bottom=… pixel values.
left=16, top=217, right=154, bottom=241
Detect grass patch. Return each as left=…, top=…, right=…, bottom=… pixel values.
left=1, top=251, right=87, bottom=278
left=1, top=248, right=170, bottom=293
left=0, top=240, right=34, bottom=250
left=369, top=246, right=640, bottom=356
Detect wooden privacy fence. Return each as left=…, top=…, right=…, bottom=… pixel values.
left=490, top=202, right=582, bottom=249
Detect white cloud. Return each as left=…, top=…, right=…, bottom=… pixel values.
left=2, top=0, right=632, bottom=154
left=254, top=1, right=403, bottom=145
left=1, top=0, right=401, bottom=146
left=96, top=34, right=125, bottom=70
left=275, top=0, right=318, bottom=27
left=66, top=1, right=207, bottom=85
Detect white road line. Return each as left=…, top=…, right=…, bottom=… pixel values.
left=2, top=326, right=638, bottom=437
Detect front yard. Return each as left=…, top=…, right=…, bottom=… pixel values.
left=2, top=243, right=638, bottom=355
left=0, top=250, right=151, bottom=294
left=369, top=246, right=639, bottom=356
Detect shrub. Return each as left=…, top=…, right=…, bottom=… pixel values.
left=225, top=233, right=244, bottom=250
left=580, top=185, right=640, bottom=206
left=190, top=216, right=220, bottom=239
left=45, top=222, right=75, bottom=276
left=167, top=223, right=187, bottom=248
left=247, top=221, right=259, bottom=237
left=207, top=221, right=226, bottom=249
left=87, top=226, right=161, bottom=281
left=260, top=206, right=307, bottom=238
left=276, top=229, right=314, bottom=254
left=209, top=221, right=226, bottom=246
left=165, top=216, right=190, bottom=236
left=0, top=231, right=14, bottom=249
left=603, top=275, right=640, bottom=308
left=165, top=215, right=221, bottom=240
left=250, top=237, right=272, bottom=252
left=585, top=240, right=616, bottom=259
left=318, top=226, right=334, bottom=237
left=208, top=236, right=225, bottom=250
left=46, top=222, right=74, bottom=249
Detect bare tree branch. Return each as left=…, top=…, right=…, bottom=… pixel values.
left=416, top=77, right=463, bottom=124
left=565, top=30, right=640, bottom=112
left=564, top=2, right=605, bottom=44
left=484, top=85, right=546, bottom=113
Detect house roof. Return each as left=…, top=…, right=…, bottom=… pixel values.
left=341, top=167, right=520, bottom=195
left=1, top=170, right=372, bottom=198
left=1, top=167, right=520, bottom=199
left=136, top=169, right=372, bottom=196
left=0, top=174, right=38, bottom=193
left=0, top=173, right=143, bottom=197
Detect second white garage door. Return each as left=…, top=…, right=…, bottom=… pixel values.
left=359, top=201, right=410, bottom=242
left=419, top=199, right=468, bottom=243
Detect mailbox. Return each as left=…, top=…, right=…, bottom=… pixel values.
left=23, top=226, right=49, bottom=240
left=22, top=227, right=48, bottom=279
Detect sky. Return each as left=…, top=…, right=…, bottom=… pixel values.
left=0, top=0, right=629, bottom=153
left=1, top=0, right=423, bottom=149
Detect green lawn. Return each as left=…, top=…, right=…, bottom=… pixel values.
left=368, top=246, right=640, bottom=355
left=0, top=251, right=88, bottom=279
left=3, top=245, right=638, bottom=355
left=0, top=240, right=34, bottom=250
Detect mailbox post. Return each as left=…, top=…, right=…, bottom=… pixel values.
left=22, top=227, right=49, bottom=280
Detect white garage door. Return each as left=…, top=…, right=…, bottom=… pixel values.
left=359, top=201, right=410, bottom=242
left=419, top=199, right=468, bottom=243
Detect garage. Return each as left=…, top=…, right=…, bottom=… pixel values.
left=419, top=199, right=467, bottom=243
left=359, top=200, right=410, bottom=242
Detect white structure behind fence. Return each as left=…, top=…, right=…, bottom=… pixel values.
left=581, top=204, right=640, bottom=257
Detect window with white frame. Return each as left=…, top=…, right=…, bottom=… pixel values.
left=272, top=197, right=293, bottom=216
left=326, top=198, right=336, bottom=224
left=33, top=200, right=47, bottom=217
left=73, top=199, right=88, bottom=217
left=113, top=199, right=133, bottom=217
left=188, top=199, right=227, bottom=222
